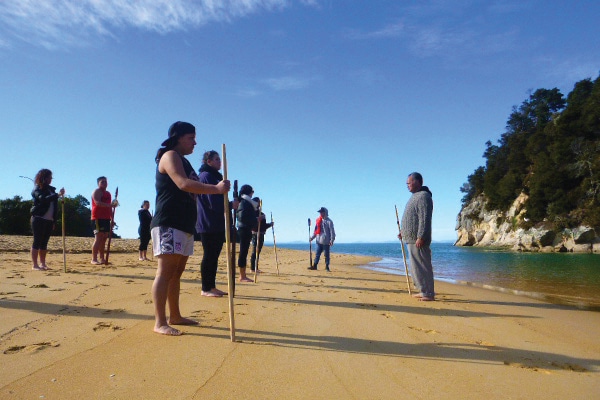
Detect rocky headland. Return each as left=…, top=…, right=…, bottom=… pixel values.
left=455, top=193, right=600, bottom=253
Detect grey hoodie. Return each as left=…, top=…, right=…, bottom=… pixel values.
left=400, top=187, right=433, bottom=245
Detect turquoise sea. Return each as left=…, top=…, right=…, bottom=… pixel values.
left=277, top=242, right=600, bottom=309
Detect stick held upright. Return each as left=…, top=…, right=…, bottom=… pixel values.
left=271, top=212, right=280, bottom=275
left=308, top=218, right=313, bottom=268
left=222, top=144, right=236, bottom=341
left=105, top=187, right=118, bottom=265
left=61, top=196, right=66, bottom=273
left=395, top=205, right=412, bottom=295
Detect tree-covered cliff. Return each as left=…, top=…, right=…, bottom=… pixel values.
left=460, top=74, right=600, bottom=232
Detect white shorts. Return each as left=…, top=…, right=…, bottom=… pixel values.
left=151, top=226, right=194, bottom=257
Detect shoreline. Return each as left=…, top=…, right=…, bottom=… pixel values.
left=1, top=235, right=599, bottom=399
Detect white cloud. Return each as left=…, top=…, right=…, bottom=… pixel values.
left=0, top=0, right=292, bottom=49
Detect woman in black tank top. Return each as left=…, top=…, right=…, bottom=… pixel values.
left=150, top=121, right=231, bottom=336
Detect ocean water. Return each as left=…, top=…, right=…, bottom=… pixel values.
left=277, top=242, right=600, bottom=309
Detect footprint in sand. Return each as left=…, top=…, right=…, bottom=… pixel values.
left=30, top=284, right=49, bottom=288
left=475, top=340, right=496, bottom=347
left=408, top=326, right=439, bottom=334
left=93, top=322, right=123, bottom=331
left=102, top=308, right=125, bottom=315
left=381, top=312, right=394, bottom=319
left=3, top=341, right=60, bottom=354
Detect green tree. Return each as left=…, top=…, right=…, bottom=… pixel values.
left=0, top=196, right=33, bottom=235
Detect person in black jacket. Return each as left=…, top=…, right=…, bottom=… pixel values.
left=250, top=197, right=273, bottom=272
left=138, top=200, right=152, bottom=261
left=30, top=168, right=65, bottom=270
left=236, top=184, right=259, bottom=282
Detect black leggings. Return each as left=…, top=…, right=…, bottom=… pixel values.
left=31, top=217, right=54, bottom=250
left=139, top=230, right=151, bottom=251
left=200, top=232, right=225, bottom=291
left=237, top=228, right=253, bottom=268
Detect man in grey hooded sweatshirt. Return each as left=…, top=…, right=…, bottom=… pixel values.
left=400, top=172, right=435, bottom=301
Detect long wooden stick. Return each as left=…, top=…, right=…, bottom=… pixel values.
left=308, top=218, right=313, bottom=268
left=61, top=196, right=67, bottom=273
left=105, top=187, right=118, bottom=265
left=271, top=212, right=280, bottom=275
left=222, top=144, right=236, bottom=341
left=395, top=205, right=412, bottom=295
left=253, top=200, right=262, bottom=283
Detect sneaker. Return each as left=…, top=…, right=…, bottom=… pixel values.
left=307, top=266, right=317, bottom=270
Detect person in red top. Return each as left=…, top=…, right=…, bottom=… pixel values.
left=91, top=176, right=117, bottom=264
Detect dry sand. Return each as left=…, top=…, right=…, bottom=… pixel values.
left=1, top=235, right=599, bottom=399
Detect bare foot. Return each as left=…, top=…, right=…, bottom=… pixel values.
left=419, top=297, right=435, bottom=302
left=169, top=317, right=199, bottom=326
left=412, top=293, right=423, bottom=298
left=41, top=265, right=51, bottom=270
left=213, top=288, right=228, bottom=296
left=201, top=290, right=223, bottom=297
left=154, top=325, right=182, bottom=336
left=239, top=277, right=253, bottom=283
left=91, top=260, right=102, bottom=265
left=32, top=265, right=44, bottom=271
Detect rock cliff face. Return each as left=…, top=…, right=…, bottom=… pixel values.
left=455, top=193, right=600, bottom=253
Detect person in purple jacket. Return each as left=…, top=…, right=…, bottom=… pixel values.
left=195, top=150, right=238, bottom=297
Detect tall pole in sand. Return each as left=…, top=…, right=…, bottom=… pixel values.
left=308, top=218, right=313, bottom=268
left=61, top=196, right=67, bottom=273
left=105, top=187, right=118, bottom=265
left=222, top=144, right=236, bottom=341
left=395, top=205, right=412, bottom=295
left=271, top=212, right=280, bottom=275
left=253, top=199, right=262, bottom=283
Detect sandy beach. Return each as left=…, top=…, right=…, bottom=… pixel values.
left=1, top=235, right=599, bottom=399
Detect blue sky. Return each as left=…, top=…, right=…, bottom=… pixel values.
left=1, top=0, right=599, bottom=243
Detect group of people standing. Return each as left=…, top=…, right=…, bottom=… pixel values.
left=28, top=120, right=435, bottom=336
left=149, top=121, right=276, bottom=335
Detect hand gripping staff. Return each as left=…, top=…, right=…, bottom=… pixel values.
left=308, top=218, right=313, bottom=268
left=105, top=187, right=118, bottom=265
left=253, top=199, right=263, bottom=283
left=395, top=205, right=412, bottom=295
left=222, top=144, right=236, bottom=341
left=271, top=212, right=280, bottom=275
left=61, top=195, right=67, bottom=272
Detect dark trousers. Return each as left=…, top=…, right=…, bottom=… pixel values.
left=237, top=228, right=253, bottom=268
left=250, top=233, right=265, bottom=271
left=31, top=217, right=54, bottom=250
left=199, top=232, right=225, bottom=291
left=314, top=243, right=330, bottom=268
left=139, top=230, right=151, bottom=251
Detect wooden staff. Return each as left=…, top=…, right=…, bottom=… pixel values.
left=271, top=212, right=280, bottom=275
left=308, top=218, right=313, bottom=268
left=231, top=180, right=238, bottom=275
left=61, top=196, right=67, bottom=273
left=395, top=205, right=412, bottom=295
left=222, top=144, right=236, bottom=341
left=253, top=199, right=263, bottom=283
left=105, top=187, right=118, bottom=265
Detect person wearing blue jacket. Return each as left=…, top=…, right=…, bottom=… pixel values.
left=195, top=150, right=238, bottom=297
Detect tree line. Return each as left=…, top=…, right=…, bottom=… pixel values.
left=460, top=73, right=600, bottom=230
left=0, top=195, right=119, bottom=237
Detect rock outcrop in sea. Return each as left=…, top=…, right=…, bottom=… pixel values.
left=455, top=193, right=600, bottom=253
